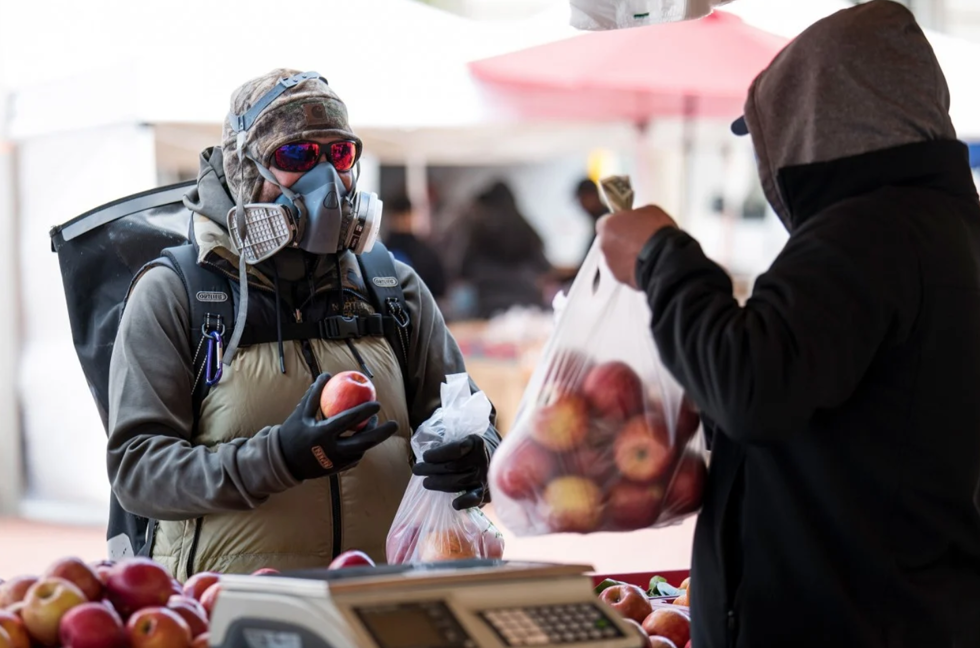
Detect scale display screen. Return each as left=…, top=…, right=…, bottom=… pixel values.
left=355, top=602, right=473, bottom=648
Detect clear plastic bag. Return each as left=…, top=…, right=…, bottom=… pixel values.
left=386, top=374, right=505, bottom=563
left=488, top=179, right=707, bottom=537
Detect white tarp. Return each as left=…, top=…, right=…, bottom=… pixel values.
left=2, top=0, right=497, bottom=137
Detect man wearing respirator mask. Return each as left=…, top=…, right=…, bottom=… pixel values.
left=106, top=69, right=500, bottom=576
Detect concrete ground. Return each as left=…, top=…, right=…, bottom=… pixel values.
left=0, top=507, right=695, bottom=580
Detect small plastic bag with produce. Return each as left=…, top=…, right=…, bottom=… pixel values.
left=488, top=176, right=707, bottom=537
left=386, top=373, right=505, bottom=564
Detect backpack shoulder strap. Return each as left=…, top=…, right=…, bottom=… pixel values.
left=358, top=242, right=412, bottom=383
left=159, top=245, right=235, bottom=408
left=115, top=243, right=232, bottom=558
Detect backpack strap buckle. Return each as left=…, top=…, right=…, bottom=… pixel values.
left=318, top=315, right=361, bottom=340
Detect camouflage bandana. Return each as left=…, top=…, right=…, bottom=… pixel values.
left=221, top=68, right=362, bottom=203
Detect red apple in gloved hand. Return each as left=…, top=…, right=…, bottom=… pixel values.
left=327, top=550, right=375, bottom=570
left=320, top=371, right=377, bottom=430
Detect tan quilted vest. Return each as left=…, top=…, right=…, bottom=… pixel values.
left=151, top=324, right=412, bottom=579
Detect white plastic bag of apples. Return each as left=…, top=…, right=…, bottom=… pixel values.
left=386, top=373, right=505, bottom=563
left=488, top=179, right=707, bottom=537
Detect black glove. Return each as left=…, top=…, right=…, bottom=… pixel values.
left=278, top=373, right=399, bottom=481
left=412, top=434, right=491, bottom=510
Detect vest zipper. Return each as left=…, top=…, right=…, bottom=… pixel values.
left=295, top=332, right=342, bottom=559
left=204, top=258, right=353, bottom=561
left=185, top=517, right=203, bottom=580
left=329, top=474, right=343, bottom=559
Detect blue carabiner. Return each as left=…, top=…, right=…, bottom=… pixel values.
left=205, top=330, right=224, bottom=386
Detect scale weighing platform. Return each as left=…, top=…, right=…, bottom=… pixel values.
left=209, top=560, right=646, bottom=648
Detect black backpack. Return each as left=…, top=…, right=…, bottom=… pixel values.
left=49, top=181, right=412, bottom=559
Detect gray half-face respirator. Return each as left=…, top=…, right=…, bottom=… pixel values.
left=216, top=70, right=387, bottom=370
left=228, top=160, right=383, bottom=264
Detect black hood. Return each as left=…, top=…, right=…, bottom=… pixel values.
left=741, top=0, right=958, bottom=230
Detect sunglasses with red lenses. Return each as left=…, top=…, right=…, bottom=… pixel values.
left=272, top=140, right=360, bottom=174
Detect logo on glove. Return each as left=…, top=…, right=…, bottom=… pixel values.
left=312, top=445, right=333, bottom=470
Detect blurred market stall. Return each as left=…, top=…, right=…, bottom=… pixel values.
left=5, top=0, right=980, bottom=530
left=0, top=0, right=624, bottom=521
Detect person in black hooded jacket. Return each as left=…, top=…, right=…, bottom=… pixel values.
left=597, top=2, right=980, bottom=647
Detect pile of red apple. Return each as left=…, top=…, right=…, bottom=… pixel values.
left=0, top=550, right=375, bottom=648
left=599, top=579, right=692, bottom=648
left=490, top=352, right=707, bottom=534
left=0, top=556, right=221, bottom=648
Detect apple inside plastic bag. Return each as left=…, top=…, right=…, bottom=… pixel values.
left=488, top=240, right=707, bottom=538
left=385, top=373, right=505, bottom=564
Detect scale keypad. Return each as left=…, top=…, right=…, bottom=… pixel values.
left=481, top=603, right=624, bottom=646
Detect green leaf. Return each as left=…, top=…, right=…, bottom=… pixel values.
left=655, top=583, right=683, bottom=597
left=648, top=575, right=667, bottom=590
left=594, top=579, right=622, bottom=595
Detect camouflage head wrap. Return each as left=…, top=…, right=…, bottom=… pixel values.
left=221, top=68, right=362, bottom=203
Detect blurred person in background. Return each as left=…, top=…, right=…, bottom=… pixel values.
left=457, top=181, right=552, bottom=318
left=383, top=195, right=447, bottom=299
left=597, top=2, right=980, bottom=647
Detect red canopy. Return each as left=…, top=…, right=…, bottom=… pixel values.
left=469, top=11, right=788, bottom=123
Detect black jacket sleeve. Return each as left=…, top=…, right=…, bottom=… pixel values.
left=636, top=207, right=920, bottom=444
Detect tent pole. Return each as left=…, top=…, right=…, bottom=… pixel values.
left=680, top=94, right=697, bottom=223
left=0, top=79, right=23, bottom=517
left=634, top=120, right=649, bottom=205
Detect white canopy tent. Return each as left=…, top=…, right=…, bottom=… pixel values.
left=5, top=0, right=980, bottom=520
left=0, top=0, right=623, bottom=520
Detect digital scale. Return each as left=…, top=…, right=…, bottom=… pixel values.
left=209, top=560, right=646, bottom=648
